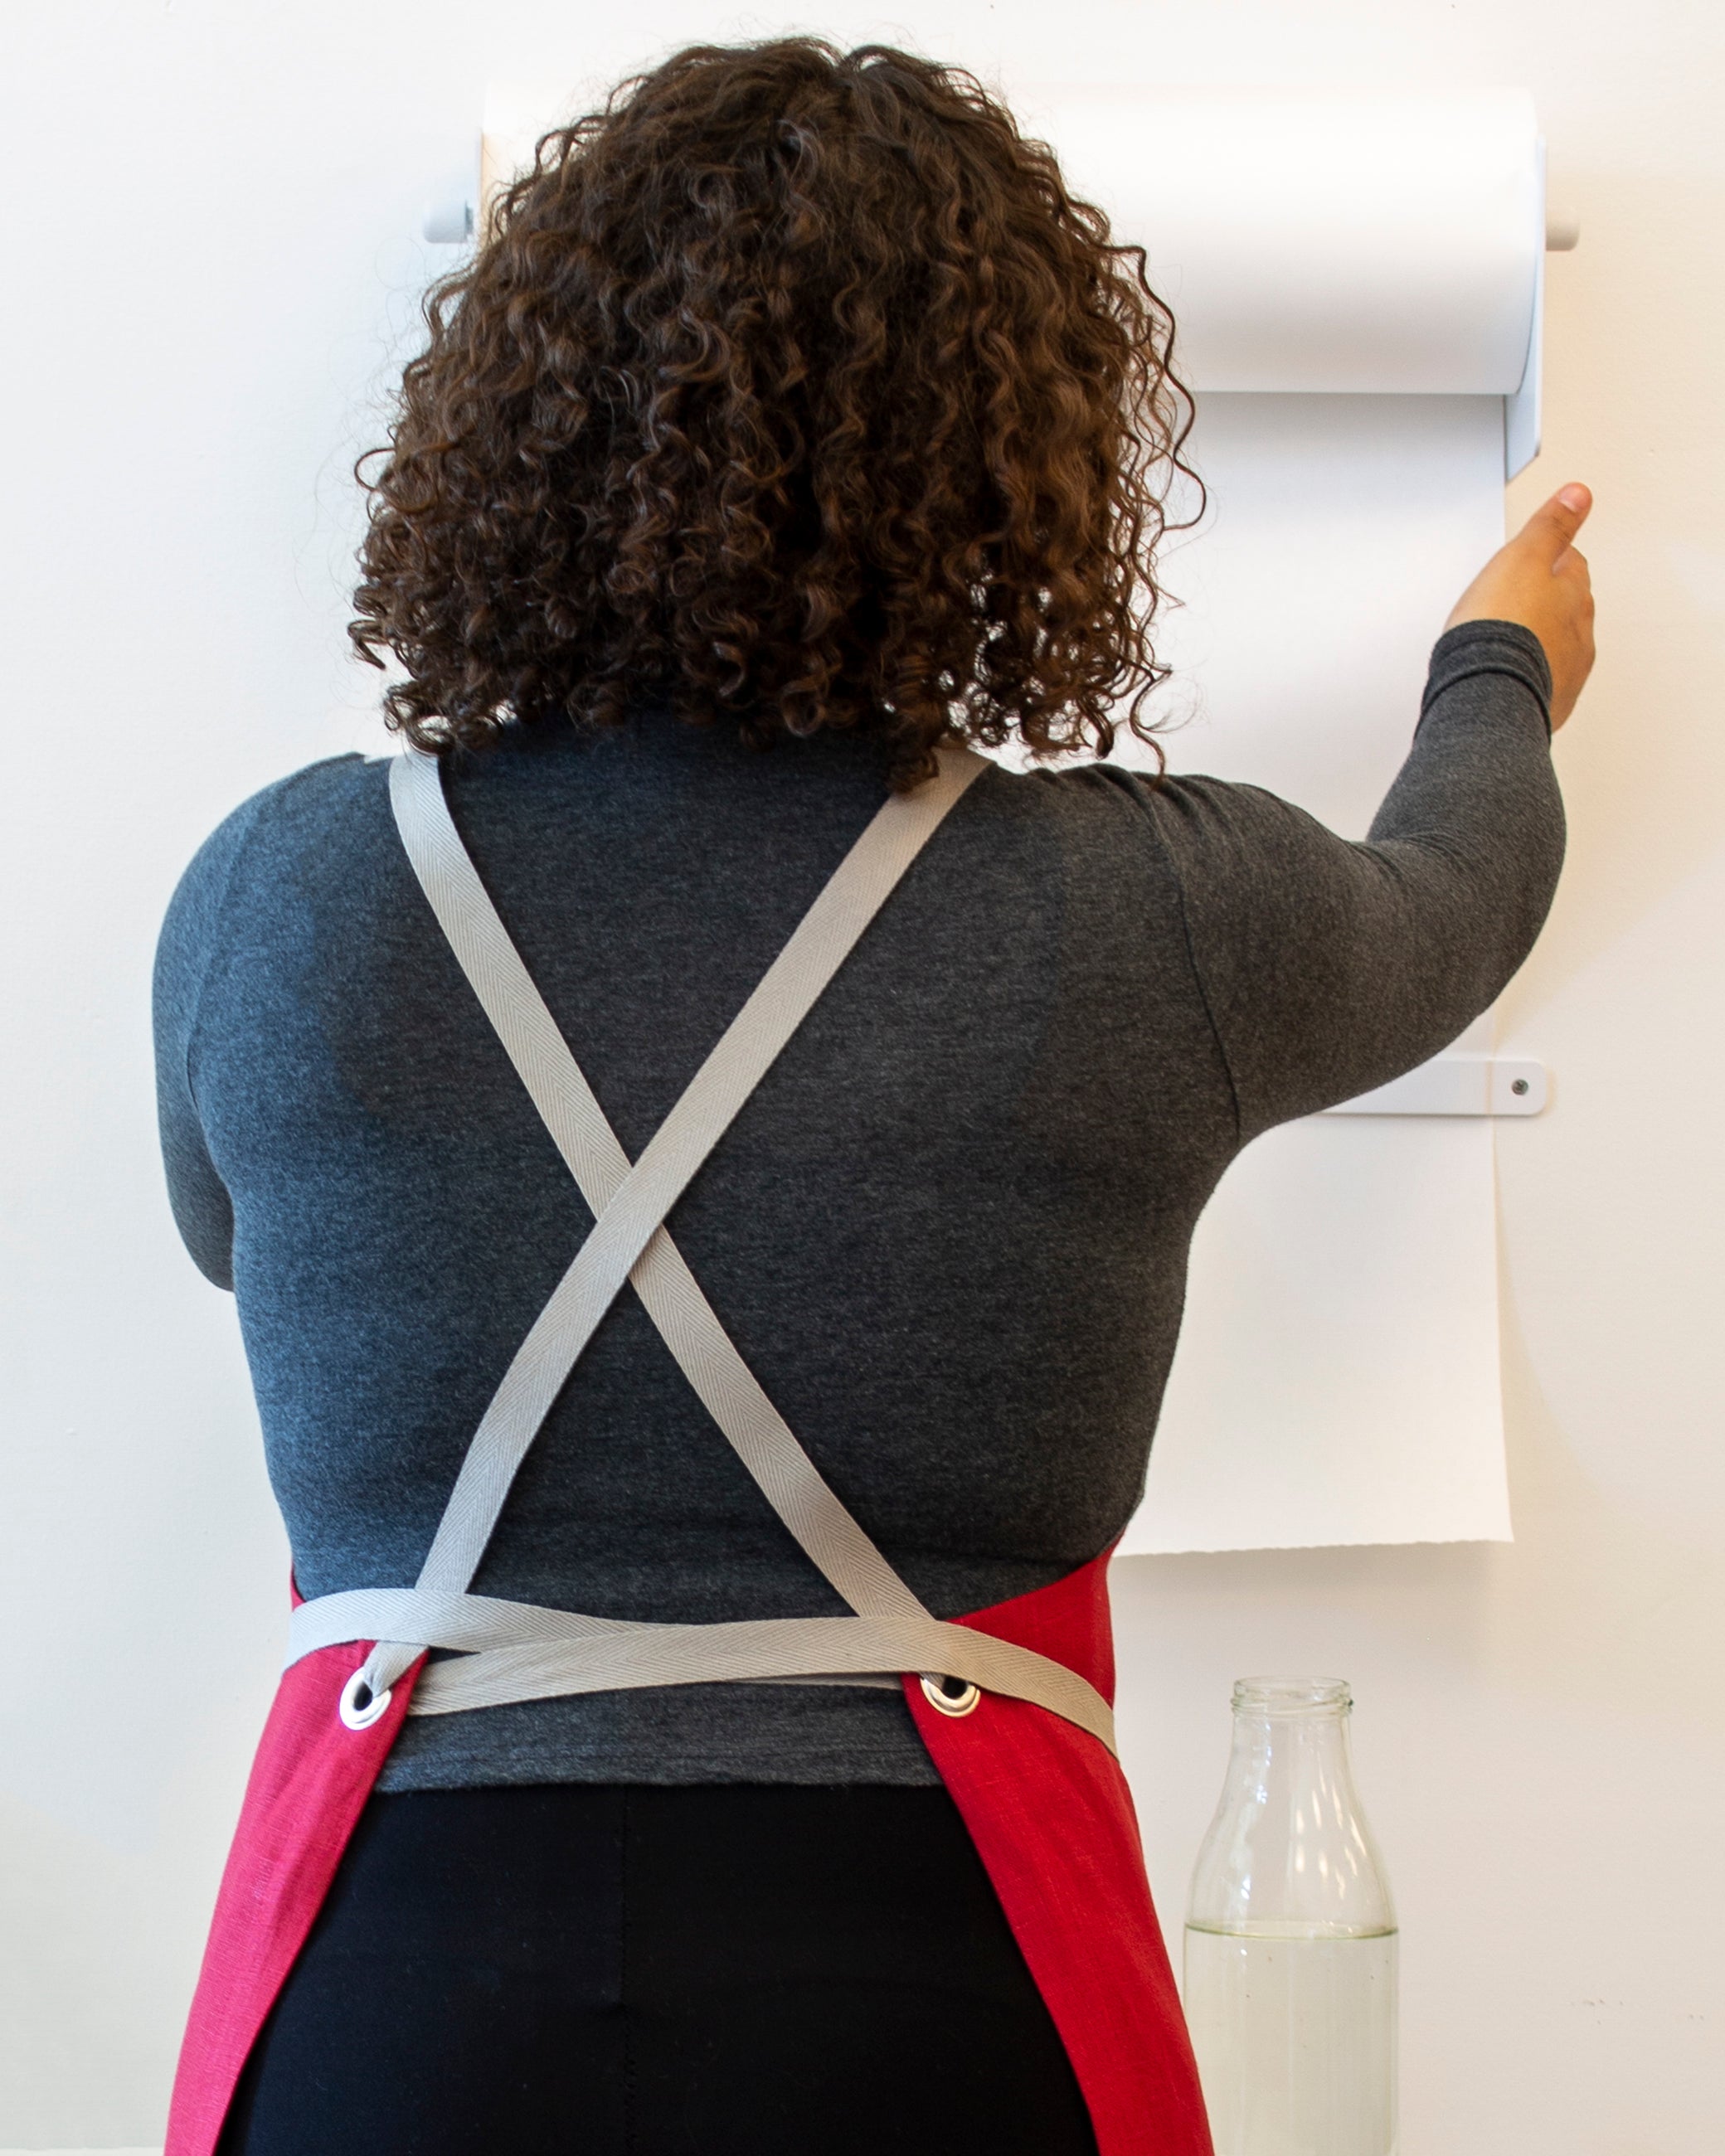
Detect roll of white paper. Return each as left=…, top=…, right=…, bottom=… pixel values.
left=1032, top=90, right=1542, bottom=395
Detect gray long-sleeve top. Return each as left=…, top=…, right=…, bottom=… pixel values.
left=153, top=619, right=1563, bottom=1788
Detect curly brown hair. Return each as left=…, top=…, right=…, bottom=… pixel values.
left=350, top=38, right=1193, bottom=786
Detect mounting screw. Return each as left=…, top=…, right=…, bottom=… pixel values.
left=1511, top=1077, right=1530, bottom=1096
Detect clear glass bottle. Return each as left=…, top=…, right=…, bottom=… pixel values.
left=1183, top=1678, right=1397, bottom=2156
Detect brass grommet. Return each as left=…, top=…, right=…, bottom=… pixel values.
left=920, top=1673, right=982, bottom=1717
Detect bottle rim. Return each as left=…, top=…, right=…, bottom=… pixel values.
left=1232, top=1675, right=1351, bottom=1714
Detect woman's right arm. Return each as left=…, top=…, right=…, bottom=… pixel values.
left=1145, top=486, right=1595, bottom=1142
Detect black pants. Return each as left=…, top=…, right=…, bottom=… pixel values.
left=221, top=1782, right=1098, bottom=2155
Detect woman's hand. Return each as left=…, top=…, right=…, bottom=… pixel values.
left=1445, top=483, right=1596, bottom=729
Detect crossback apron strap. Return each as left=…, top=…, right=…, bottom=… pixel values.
left=362, top=744, right=985, bottom=1697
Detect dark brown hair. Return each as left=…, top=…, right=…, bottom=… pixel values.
left=350, top=39, right=1193, bottom=785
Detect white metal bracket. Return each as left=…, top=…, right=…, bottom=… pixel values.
left=1324, top=1054, right=1548, bottom=1117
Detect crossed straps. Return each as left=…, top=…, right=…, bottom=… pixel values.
left=285, top=746, right=1116, bottom=1755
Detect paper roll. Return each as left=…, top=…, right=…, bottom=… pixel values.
left=1031, top=90, right=1543, bottom=396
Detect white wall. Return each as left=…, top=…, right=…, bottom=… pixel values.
left=1, top=2, right=1719, bottom=2149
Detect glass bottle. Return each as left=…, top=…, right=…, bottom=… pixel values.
left=1183, top=1678, right=1397, bottom=2156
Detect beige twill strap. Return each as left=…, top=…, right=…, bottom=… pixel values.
left=291, top=745, right=1115, bottom=1755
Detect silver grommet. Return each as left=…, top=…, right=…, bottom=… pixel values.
left=920, top=1673, right=982, bottom=1717
left=338, top=1668, right=393, bottom=1731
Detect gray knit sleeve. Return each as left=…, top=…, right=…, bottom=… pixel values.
left=1144, top=619, right=1567, bottom=1143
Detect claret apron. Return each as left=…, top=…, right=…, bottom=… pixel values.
left=166, top=745, right=1213, bottom=2156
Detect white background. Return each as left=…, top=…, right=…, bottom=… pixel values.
left=1, top=2, right=1720, bottom=2150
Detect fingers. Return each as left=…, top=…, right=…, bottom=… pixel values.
left=1517, top=483, right=1592, bottom=565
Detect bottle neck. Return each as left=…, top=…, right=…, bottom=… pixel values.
left=1188, top=1679, right=1396, bottom=1936
left=1228, top=1697, right=1351, bottom=1776
left=1226, top=1678, right=1356, bottom=1796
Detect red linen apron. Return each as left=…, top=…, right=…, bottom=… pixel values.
left=165, top=748, right=1212, bottom=2156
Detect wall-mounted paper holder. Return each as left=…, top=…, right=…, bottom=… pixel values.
left=425, top=114, right=1587, bottom=480
left=1325, top=1054, right=1548, bottom=1116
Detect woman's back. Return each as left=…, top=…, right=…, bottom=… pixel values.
left=155, top=624, right=1562, bottom=1793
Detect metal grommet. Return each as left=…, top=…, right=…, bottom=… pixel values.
left=339, top=1668, right=393, bottom=1731
left=920, top=1673, right=982, bottom=1718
